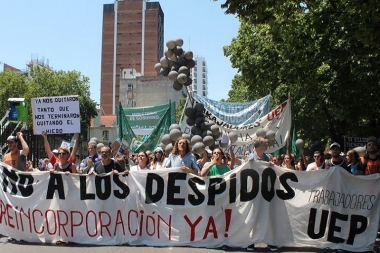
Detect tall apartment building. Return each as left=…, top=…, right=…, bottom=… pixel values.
left=101, top=0, right=164, bottom=115
left=190, top=56, right=208, bottom=97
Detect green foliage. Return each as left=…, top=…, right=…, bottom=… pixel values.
left=217, top=0, right=380, bottom=144
left=0, top=66, right=98, bottom=137
left=175, top=97, right=187, bottom=124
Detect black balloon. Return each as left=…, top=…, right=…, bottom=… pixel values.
left=191, top=126, right=200, bottom=135
left=195, top=111, right=204, bottom=119
left=186, top=117, right=195, bottom=126
left=194, top=103, right=204, bottom=112
left=195, top=117, right=205, bottom=127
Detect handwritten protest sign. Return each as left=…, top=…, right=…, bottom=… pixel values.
left=31, top=95, right=80, bottom=134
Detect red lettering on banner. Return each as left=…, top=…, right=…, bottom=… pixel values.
left=20, top=207, right=31, bottom=232
left=114, top=210, right=125, bottom=235
left=224, top=209, right=232, bottom=238
left=267, top=101, right=287, bottom=121
left=86, top=211, right=98, bottom=237
left=139, top=210, right=144, bottom=236
left=57, top=210, right=69, bottom=237
left=99, top=211, right=111, bottom=237
left=70, top=211, right=83, bottom=237
left=6, top=204, right=15, bottom=228
left=0, top=200, right=6, bottom=225
left=45, top=209, right=57, bottom=235
left=203, top=216, right=218, bottom=239
left=146, top=212, right=156, bottom=236
left=184, top=215, right=203, bottom=241
left=128, top=210, right=138, bottom=236
left=157, top=214, right=172, bottom=240
left=32, top=209, right=44, bottom=234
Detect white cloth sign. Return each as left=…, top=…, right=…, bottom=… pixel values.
left=0, top=161, right=379, bottom=251
left=31, top=95, right=80, bottom=134
left=182, top=99, right=292, bottom=155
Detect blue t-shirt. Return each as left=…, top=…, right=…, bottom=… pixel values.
left=165, top=152, right=199, bottom=171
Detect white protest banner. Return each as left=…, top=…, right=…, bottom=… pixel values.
left=182, top=99, right=291, bottom=155
left=1, top=161, right=379, bottom=251
left=31, top=95, right=80, bottom=135
left=192, top=93, right=271, bottom=125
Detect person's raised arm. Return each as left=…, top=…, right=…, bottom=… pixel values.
left=228, top=146, right=235, bottom=169
left=42, top=132, right=53, bottom=160
left=200, top=157, right=216, bottom=177
left=16, top=132, right=29, bottom=157
left=70, top=133, right=79, bottom=162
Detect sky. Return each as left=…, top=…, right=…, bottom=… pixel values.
left=0, top=0, right=240, bottom=105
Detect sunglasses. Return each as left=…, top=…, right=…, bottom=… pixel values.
left=58, top=152, right=68, bottom=156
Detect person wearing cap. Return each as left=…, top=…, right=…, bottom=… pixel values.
left=2, top=132, right=29, bottom=171
left=79, top=141, right=101, bottom=174
left=359, top=137, right=380, bottom=175
left=41, top=132, right=80, bottom=166
left=151, top=147, right=166, bottom=170
left=324, top=142, right=349, bottom=173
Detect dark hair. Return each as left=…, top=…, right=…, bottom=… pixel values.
left=346, top=149, right=359, bottom=164
left=138, top=151, right=150, bottom=167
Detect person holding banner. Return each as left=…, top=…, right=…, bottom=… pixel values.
left=251, top=137, right=274, bottom=165
left=130, top=151, right=150, bottom=171
left=165, top=137, right=199, bottom=175
left=306, top=151, right=324, bottom=171
left=200, top=147, right=231, bottom=176
left=359, top=137, right=380, bottom=175
left=151, top=147, right=166, bottom=170
left=80, top=141, right=101, bottom=174
left=41, top=132, right=79, bottom=166
left=2, top=132, right=29, bottom=171
left=88, top=146, right=124, bottom=175
left=50, top=147, right=78, bottom=174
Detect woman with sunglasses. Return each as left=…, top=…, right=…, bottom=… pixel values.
left=200, top=147, right=231, bottom=176
left=130, top=151, right=150, bottom=171
left=151, top=147, right=166, bottom=170
left=50, top=147, right=78, bottom=174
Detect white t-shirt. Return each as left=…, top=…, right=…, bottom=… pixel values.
left=130, top=165, right=149, bottom=171
left=306, top=162, right=323, bottom=171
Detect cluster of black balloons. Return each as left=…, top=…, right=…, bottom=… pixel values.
left=158, top=103, right=236, bottom=155
left=154, top=38, right=195, bottom=91
left=295, top=139, right=324, bottom=155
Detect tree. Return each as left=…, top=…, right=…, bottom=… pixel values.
left=0, top=66, right=98, bottom=137
left=215, top=0, right=380, bottom=144
left=175, top=97, right=187, bottom=124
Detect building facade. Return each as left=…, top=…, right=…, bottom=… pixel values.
left=101, top=0, right=164, bottom=115
left=119, top=75, right=185, bottom=108
left=189, top=56, right=208, bottom=97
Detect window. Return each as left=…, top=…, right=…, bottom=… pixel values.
left=102, top=131, right=109, bottom=141
left=127, top=84, right=133, bottom=91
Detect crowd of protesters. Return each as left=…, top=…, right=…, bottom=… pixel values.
left=1, top=132, right=380, bottom=178
left=1, top=132, right=379, bottom=250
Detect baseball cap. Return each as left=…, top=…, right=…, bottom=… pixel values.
left=154, top=147, right=163, bottom=153
left=329, top=142, right=341, bottom=149
left=366, top=136, right=378, bottom=147
left=6, top=135, right=17, bottom=142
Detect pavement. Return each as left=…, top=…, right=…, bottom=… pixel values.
left=0, top=232, right=379, bottom=253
